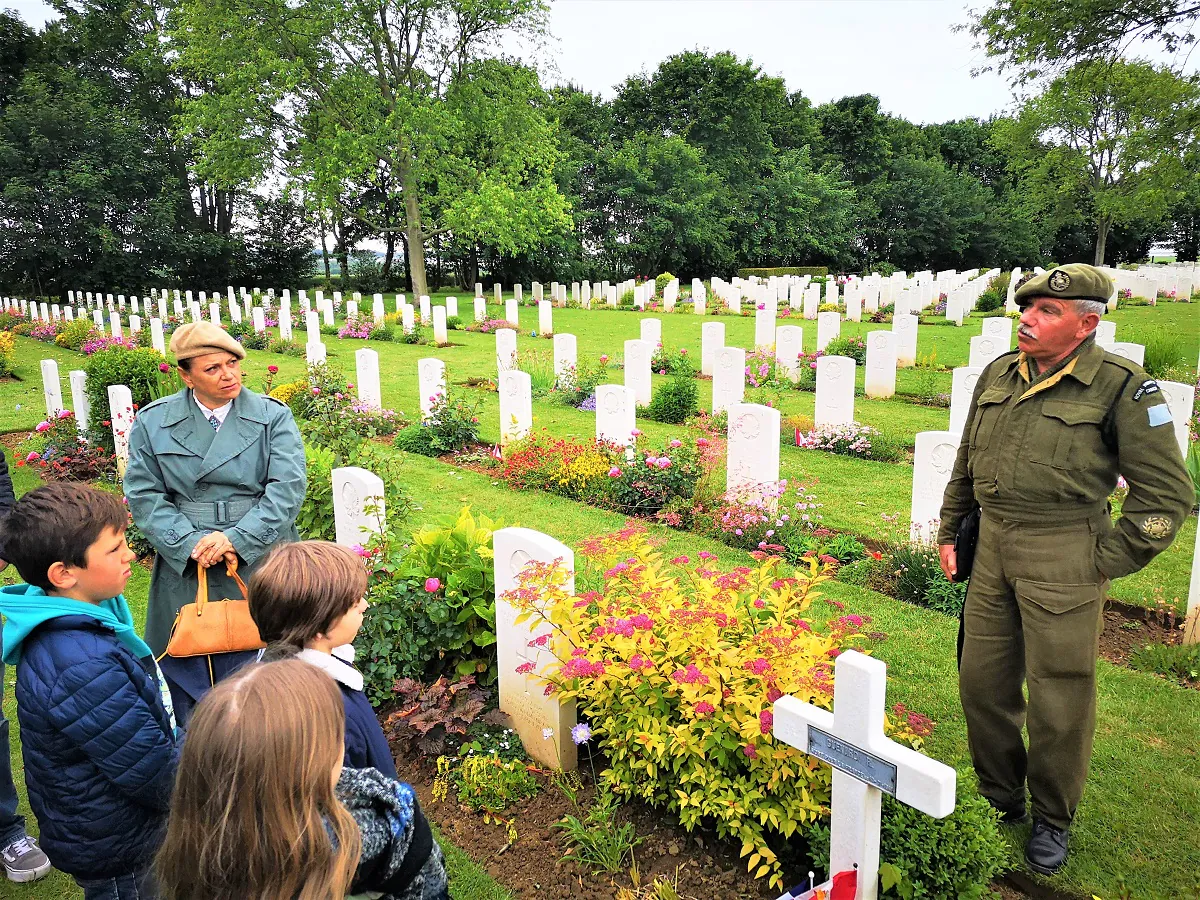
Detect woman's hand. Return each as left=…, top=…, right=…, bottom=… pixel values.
left=192, top=531, right=235, bottom=569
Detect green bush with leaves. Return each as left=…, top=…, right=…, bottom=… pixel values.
left=393, top=393, right=480, bottom=457
left=654, top=272, right=674, bottom=294
left=83, top=346, right=167, bottom=449
left=823, top=335, right=868, bottom=365
left=737, top=266, right=828, bottom=278
left=644, top=374, right=699, bottom=424
left=811, top=792, right=1008, bottom=899
left=975, top=273, right=1009, bottom=312
left=1130, top=642, right=1200, bottom=684
left=1143, top=326, right=1189, bottom=378
left=268, top=337, right=305, bottom=356
left=359, top=506, right=503, bottom=698
left=55, top=317, right=97, bottom=351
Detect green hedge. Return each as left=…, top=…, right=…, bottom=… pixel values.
left=737, top=266, right=829, bottom=278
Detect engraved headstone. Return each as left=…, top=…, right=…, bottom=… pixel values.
left=816, top=311, right=840, bottom=351
left=910, top=430, right=961, bottom=542
left=595, top=384, right=637, bottom=450
left=69, top=370, right=89, bottom=432
left=496, top=328, right=518, bottom=373
left=726, top=402, right=780, bottom=502
left=701, top=321, right=724, bottom=377
left=948, top=367, right=983, bottom=436
left=108, top=384, right=134, bottom=476
left=417, top=357, right=446, bottom=419
left=355, top=348, right=382, bottom=410
left=864, top=330, right=897, bottom=399
left=892, top=314, right=918, bottom=367
left=40, top=359, right=64, bottom=418
left=432, top=306, right=448, bottom=344
left=623, top=339, right=652, bottom=406
left=815, top=356, right=855, bottom=427
left=775, top=325, right=804, bottom=383
left=553, top=333, right=577, bottom=383
left=332, top=467, right=386, bottom=548
left=498, top=370, right=533, bottom=445
left=712, top=346, right=746, bottom=414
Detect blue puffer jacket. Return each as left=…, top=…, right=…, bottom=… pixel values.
left=7, top=610, right=180, bottom=878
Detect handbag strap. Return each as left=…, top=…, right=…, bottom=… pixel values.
left=193, top=556, right=249, bottom=617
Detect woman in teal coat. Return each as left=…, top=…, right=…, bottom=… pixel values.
left=124, top=321, right=306, bottom=721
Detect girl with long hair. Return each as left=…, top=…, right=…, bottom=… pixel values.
left=155, top=660, right=446, bottom=900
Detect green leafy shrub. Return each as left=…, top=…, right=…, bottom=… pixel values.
left=810, top=792, right=1008, bottom=899
left=975, top=273, right=1009, bottom=312
left=824, top=335, right=867, bottom=365
left=553, top=787, right=642, bottom=875
left=0, top=332, right=15, bottom=376
left=268, top=337, right=305, bottom=356
left=654, top=272, right=674, bottom=294
left=393, top=393, right=480, bottom=457
left=54, top=317, right=97, bottom=351
left=817, top=302, right=840, bottom=313
left=923, top=578, right=968, bottom=617
left=434, top=752, right=539, bottom=819
left=836, top=558, right=874, bottom=586
left=891, top=542, right=947, bottom=609
left=619, top=289, right=635, bottom=306
left=397, top=321, right=427, bottom=344
left=644, top=374, right=699, bottom=424
left=1130, top=642, right=1200, bottom=683
left=1143, top=326, right=1188, bottom=378
left=446, top=315, right=463, bottom=330
left=359, top=506, right=502, bottom=697
left=737, top=266, right=828, bottom=278
left=83, top=346, right=166, bottom=449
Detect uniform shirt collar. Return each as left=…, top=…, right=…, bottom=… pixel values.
left=194, top=394, right=233, bottom=425
left=1014, top=334, right=1103, bottom=386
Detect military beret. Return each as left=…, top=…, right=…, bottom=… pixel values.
left=1014, top=263, right=1114, bottom=309
left=169, top=321, right=246, bottom=362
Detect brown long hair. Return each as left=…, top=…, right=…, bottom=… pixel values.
left=155, top=660, right=360, bottom=900
left=248, top=541, right=368, bottom=652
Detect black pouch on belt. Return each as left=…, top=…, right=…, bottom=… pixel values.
left=953, top=504, right=981, bottom=583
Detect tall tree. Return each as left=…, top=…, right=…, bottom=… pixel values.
left=173, top=0, right=570, bottom=297
left=997, top=59, right=1200, bottom=264
left=967, top=0, right=1200, bottom=84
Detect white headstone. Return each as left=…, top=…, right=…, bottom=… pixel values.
left=332, top=467, right=387, bottom=548
left=864, top=330, right=897, bottom=399
left=68, top=370, right=89, bottom=433
left=108, top=384, right=134, bottom=476
left=639, top=318, right=661, bottom=347
left=494, top=527, right=578, bottom=770
left=446, top=296, right=458, bottom=319
left=774, top=651, right=956, bottom=900
left=250, top=307, right=265, bottom=335
left=726, top=403, right=781, bottom=502
left=474, top=297, right=487, bottom=323
left=432, top=306, right=448, bottom=344
left=40, top=359, right=64, bottom=418
left=623, top=339, right=652, bottom=406
left=498, top=370, right=532, bottom=445
left=701, top=322, right=724, bottom=377
left=1158, top=381, right=1195, bottom=457
left=93, top=309, right=105, bottom=330
left=538, top=301, right=553, bottom=336
left=774, top=325, right=804, bottom=383
left=552, top=333, right=577, bottom=382
left=128, top=315, right=141, bottom=335
left=595, top=384, right=637, bottom=450
left=911, top=431, right=961, bottom=542
left=279, top=306, right=293, bottom=342
left=980, top=316, right=1013, bottom=348
left=814, top=356, right=855, bottom=427
left=968, top=335, right=1005, bottom=369
left=419, top=295, right=432, bottom=325
left=150, top=318, right=165, bottom=355
left=948, top=367, right=983, bottom=436
left=712, top=347, right=746, bottom=414
left=505, top=296, right=519, bottom=327
left=816, top=311, right=840, bottom=351
left=418, top=357, right=446, bottom=419
left=306, top=341, right=327, bottom=365
left=1109, top=342, right=1145, bottom=366
left=892, top=314, right=918, bottom=367
left=754, top=304, right=776, bottom=349
left=401, top=304, right=415, bottom=335
left=372, top=295, right=386, bottom=325
left=1094, top=320, right=1116, bottom=349
left=496, top=328, right=518, bottom=373
left=355, top=348, right=382, bottom=410
left=109, top=310, right=123, bottom=340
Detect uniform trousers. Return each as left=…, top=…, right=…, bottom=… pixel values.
left=959, top=510, right=1109, bottom=830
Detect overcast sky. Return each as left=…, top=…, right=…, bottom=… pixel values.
left=10, top=0, right=1021, bottom=122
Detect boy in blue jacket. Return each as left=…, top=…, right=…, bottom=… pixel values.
left=0, top=484, right=180, bottom=900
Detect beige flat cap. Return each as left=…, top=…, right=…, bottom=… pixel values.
left=169, top=321, right=246, bottom=362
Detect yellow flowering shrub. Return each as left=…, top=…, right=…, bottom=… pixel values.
left=268, top=379, right=305, bottom=405
left=506, top=523, right=928, bottom=888
left=0, top=332, right=14, bottom=376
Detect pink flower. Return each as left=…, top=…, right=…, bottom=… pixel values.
left=742, top=744, right=758, bottom=759
left=515, top=662, right=535, bottom=675
left=669, top=439, right=681, bottom=448
left=696, top=438, right=709, bottom=447
left=268, top=365, right=279, bottom=374
left=759, top=710, right=774, bottom=734
left=424, top=577, right=440, bottom=593
left=35, top=421, right=50, bottom=433
left=56, top=409, right=73, bottom=419
left=311, top=387, right=320, bottom=395
left=608, top=466, right=621, bottom=477
left=631, top=428, right=641, bottom=437
left=695, top=701, right=715, bottom=717
left=600, top=354, right=609, bottom=363
left=699, top=551, right=716, bottom=560
left=671, top=555, right=689, bottom=565
left=753, top=598, right=765, bottom=609
left=646, top=457, right=657, bottom=468
left=656, top=457, right=671, bottom=469
left=25, top=451, right=39, bottom=463
left=158, top=363, right=170, bottom=373
left=745, top=657, right=770, bottom=675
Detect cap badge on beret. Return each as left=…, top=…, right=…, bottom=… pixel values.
left=1048, top=270, right=1071, bottom=292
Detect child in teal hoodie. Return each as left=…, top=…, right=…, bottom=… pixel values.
left=0, top=483, right=179, bottom=900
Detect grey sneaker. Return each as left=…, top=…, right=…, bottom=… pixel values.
left=2, top=835, right=52, bottom=883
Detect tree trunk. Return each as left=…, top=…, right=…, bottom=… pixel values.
left=397, top=149, right=428, bottom=298
left=1093, top=216, right=1111, bottom=266
left=318, top=207, right=331, bottom=283
left=382, top=231, right=396, bottom=280
left=467, top=243, right=479, bottom=289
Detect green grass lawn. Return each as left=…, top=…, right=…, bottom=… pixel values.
left=1, top=297, right=1198, bottom=899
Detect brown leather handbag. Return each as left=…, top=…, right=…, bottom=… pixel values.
left=164, top=558, right=265, bottom=658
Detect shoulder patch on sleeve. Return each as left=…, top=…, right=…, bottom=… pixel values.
left=1147, top=404, right=1173, bottom=427
left=1132, top=379, right=1160, bottom=402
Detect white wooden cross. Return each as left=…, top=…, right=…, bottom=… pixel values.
left=773, top=650, right=956, bottom=900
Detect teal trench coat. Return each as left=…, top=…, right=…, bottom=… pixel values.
left=123, top=387, right=306, bottom=656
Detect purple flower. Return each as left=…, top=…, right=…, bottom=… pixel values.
left=571, top=723, right=592, bottom=745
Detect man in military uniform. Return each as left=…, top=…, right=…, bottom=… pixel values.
left=938, top=263, right=1191, bottom=876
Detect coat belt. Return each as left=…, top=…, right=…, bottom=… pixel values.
left=176, top=499, right=257, bottom=528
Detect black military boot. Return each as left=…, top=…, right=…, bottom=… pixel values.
left=1025, top=818, right=1069, bottom=875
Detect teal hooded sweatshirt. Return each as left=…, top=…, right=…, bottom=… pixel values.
left=0, top=583, right=153, bottom=665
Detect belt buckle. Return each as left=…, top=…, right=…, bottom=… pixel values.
left=214, top=500, right=228, bottom=526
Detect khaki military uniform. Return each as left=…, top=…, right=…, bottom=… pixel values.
left=938, top=335, right=1192, bottom=829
